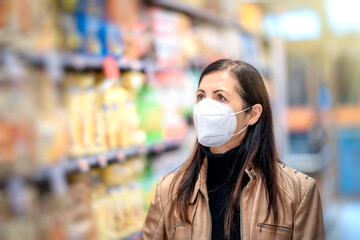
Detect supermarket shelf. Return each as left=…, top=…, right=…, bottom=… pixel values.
left=34, top=140, right=182, bottom=182
left=24, top=52, right=149, bottom=71
left=65, top=140, right=181, bottom=173
left=123, top=231, right=142, bottom=240
left=149, top=0, right=240, bottom=28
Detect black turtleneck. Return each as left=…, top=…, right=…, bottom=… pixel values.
left=202, top=145, right=250, bottom=240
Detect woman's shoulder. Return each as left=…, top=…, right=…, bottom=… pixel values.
left=154, top=170, right=183, bottom=206
left=157, top=171, right=178, bottom=190
left=275, top=162, right=319, bottom=204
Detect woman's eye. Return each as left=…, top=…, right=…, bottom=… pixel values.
left=197, top=94, right=205, bottom=101
left=217, top=94, right=226, bottom=101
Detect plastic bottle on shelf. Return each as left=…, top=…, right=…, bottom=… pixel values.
left=64, top=74, right=86, bottom=157
left=136, top=84, right=165, bottom=145
left=33, top=68, right=69, bottom=165
left=0, top=71, right=35, bottom=173
left=100, top=57, right=145, bottom=148
left=78, top=73, right=99, bottom=155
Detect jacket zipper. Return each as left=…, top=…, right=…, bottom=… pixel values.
left=200, top=188, right=212, bottom=240
left=257, top=223, right=291, bottom=233
left=172, top=222, right=185, bottom=235
left=240, top=185, right=247, bottom=240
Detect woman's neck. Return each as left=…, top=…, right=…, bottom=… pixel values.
left=210, top=141, right=241, bottom=154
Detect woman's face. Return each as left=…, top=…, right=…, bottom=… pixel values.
left=196, top=70, right=250, bottom=152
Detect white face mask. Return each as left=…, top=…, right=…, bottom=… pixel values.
left=193, top=98, right=252, bottom=147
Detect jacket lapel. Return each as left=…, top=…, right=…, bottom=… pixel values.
left=190, top=157, right=258, bottom=204
left=190, top=156, right=208, bottom=204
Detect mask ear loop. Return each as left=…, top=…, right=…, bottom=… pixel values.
left=232, top=124, right=249, bottom=136
left=231, top=105, right=253, bottom=115
left=231, top=105, right=253, bottom=136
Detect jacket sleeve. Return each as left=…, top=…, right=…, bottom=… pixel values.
left=292, top=178, right=324, bottom=240
left=142, top=178, right=166, bottom=240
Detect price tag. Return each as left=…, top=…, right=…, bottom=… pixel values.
left=154, top=143, right=166, bottom=153
left=130, top=61, right=142, bottom=71
left=117, top=151, right=126, bottom=162
left=138, top=146, right=148, bottom=155
left=73, top=55, right=86, bottom=69
left=77, top=159, right=89, bottom=172
left=98, top=155, right=107, bottom=168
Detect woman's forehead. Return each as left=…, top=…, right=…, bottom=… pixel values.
left=199, top=71, right=240, bottom=91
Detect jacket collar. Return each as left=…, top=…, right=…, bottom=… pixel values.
left=190, top=157, right=258, bottom=204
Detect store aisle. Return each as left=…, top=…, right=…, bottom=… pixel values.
left=325, top=199, right=360, bottom=240
left=151, top=127, right=196, bottom=180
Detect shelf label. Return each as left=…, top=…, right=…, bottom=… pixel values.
left=154, top=143, right=166, bottom=153
left=98, top=155, right=107, bottom=168
left=117, top=151, right=126, bottom=162
left=72, top=55, right=86, bottom=69
left=138, top=146, right=148, bottom=155
left=130, top=61, right=141, bottom=70
left=77, top=159, right=90, bottom=172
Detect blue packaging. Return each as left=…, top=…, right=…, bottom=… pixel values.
left=98, top=22, right=124, bottom=59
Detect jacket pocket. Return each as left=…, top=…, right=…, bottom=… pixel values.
left=172, top=222, right=190, bottom=240
left=257, top=223, right=292, bottom=233
left=256, top=222, right=292, bottom=240
left=172, top=222, right=186, bottom=235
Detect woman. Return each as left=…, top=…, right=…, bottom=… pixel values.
left=142, top=59, right=324, bottom=240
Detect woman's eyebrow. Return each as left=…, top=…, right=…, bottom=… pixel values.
left=214, top=89, right=229, bottom=95
left=196, top=89, right=229, bottom=95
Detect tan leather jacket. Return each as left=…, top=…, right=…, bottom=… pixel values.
left=142, top=159, right=324, bottom=240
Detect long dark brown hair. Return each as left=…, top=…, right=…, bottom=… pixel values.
left=171, top=59, right=281, bottom=238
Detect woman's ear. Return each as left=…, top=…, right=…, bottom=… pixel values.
left=248, top=104, right=262, bottom=126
